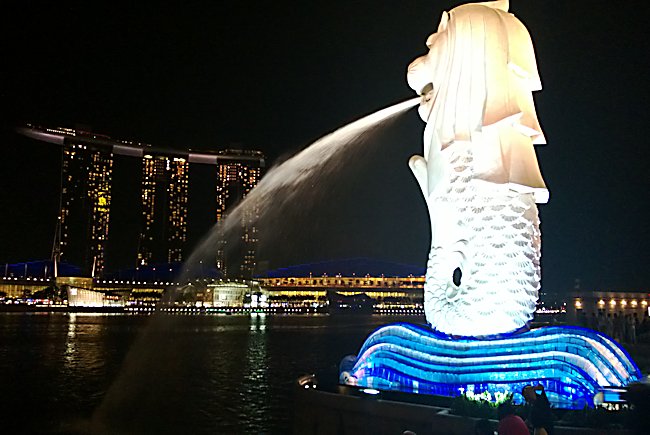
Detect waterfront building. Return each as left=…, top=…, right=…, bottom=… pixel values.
left=258, top=274, right=425, bottom=310
left=137, top=154, right=189, bottom=266
left=65, top=275, right=128, bottom=308
left=0, top=278, right=53, bottom=299
left=55, top=132, right=114, bottom=277
left=215, top=150, right=265, bottom=278
left=567, top=290, right=649, bottom=324
left=208, top=281, right=251, bottom=307
left=256, top=258, right=426, bottom=311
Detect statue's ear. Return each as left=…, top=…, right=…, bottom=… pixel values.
left=477, top=1, right=509, bottom=12
left=437, top=11, right=449, bottom=32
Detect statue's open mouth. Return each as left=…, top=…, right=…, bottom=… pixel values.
left=416, top=82, right=435, bottom=121
left=420, top=83, right=434, bottom=104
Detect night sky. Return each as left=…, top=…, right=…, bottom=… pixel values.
left=1, top=1, right=648, bottom=292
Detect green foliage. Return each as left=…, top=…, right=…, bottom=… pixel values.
left=450, top=392, right=514, bottom=419
left=451, top=394, right=496, bottom=419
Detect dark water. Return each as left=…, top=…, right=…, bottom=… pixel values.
left=0, top=312, right=423, bottom=434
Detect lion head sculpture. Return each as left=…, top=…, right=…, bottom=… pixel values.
left=407, top=0, right=548, bottom=203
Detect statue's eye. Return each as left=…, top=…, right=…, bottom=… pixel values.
left=420, top=83, right=433, bottom=96
left=452, top=267, right=462, bottom=287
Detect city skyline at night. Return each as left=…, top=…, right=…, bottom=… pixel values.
left=2, top=2, right=650, bottom=433
left=10, top=124, right=265, bottom=277
left=2, top=1, right=649, bottom=293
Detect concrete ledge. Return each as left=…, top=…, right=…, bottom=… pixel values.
left=293, top=381, right=630, bottom=435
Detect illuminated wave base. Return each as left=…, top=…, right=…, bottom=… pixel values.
left=340, top=323, right=641, bottom=409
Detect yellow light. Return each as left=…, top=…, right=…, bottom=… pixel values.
left=642, top=301, right=648, bottom=307
left=609, top=299, right=616, bottom=307
left=631, top=300, right=638, bottom=307
left=574, top=300, right=582, bottom=308
left=621, top=300, right=627, bottom=307
left=598, top=299, right=605, bottom=306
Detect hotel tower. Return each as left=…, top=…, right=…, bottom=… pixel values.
left=136, top=154, right=189, bottom=267
left=215, top=150, right=265, bottom=278
left=53, top=130, right=113, bottom=277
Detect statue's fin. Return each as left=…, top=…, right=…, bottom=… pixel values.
left=409, top=155, right=428, bottom=199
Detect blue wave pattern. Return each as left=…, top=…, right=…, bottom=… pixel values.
left=342, top=323, right=641, bottom=408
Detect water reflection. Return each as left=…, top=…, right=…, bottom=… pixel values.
left=62, top=313, right=109, bottom=375
left=1, top=313, right=423, bottom=433
left=241, top=314, right=269, bottom=432
left=250, top=312, right=267, bottom=331
left=64, top=312, right=77, bottom=365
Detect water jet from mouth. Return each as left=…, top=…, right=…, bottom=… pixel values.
left=89, top=96, right=420, bottom=433
left=178, top=96, right=420, bottom=283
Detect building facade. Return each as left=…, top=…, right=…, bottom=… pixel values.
left=137, top=154, right=189, bottom=266
left=55, top=135, right=113, bottom=277
left=258, top=274, right=425, bottom=308
left=566, top=290, right=649, bottom=324
left=215, top=150, right=265, bottom=278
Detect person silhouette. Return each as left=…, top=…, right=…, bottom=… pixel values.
left=522, top=385, right=555, bottom=435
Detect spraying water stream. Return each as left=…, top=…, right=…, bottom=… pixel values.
left=179, top=97, right=420, bottom=282
left=89, top=97, right=419, bottom=433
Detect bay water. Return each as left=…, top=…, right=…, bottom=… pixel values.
left=0, top=312, right=423, bottom=434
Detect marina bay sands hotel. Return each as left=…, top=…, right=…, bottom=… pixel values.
left=17, top=124, right=265, bottom=279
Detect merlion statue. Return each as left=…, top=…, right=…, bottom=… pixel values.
left=340, top=1, right=641, bottom=407
left=407, top=0, right=548, bottom=336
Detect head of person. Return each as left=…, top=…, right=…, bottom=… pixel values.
left=522, top=385, right=538, bottom=403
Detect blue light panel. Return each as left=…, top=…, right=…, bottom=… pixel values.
left=340, top=323, right=641, bottom=409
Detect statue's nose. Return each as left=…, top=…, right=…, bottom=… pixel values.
left=406, top=56, right=430, bottom=93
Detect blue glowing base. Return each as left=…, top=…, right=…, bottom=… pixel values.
left=340, top=323, right=641, bottom=409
